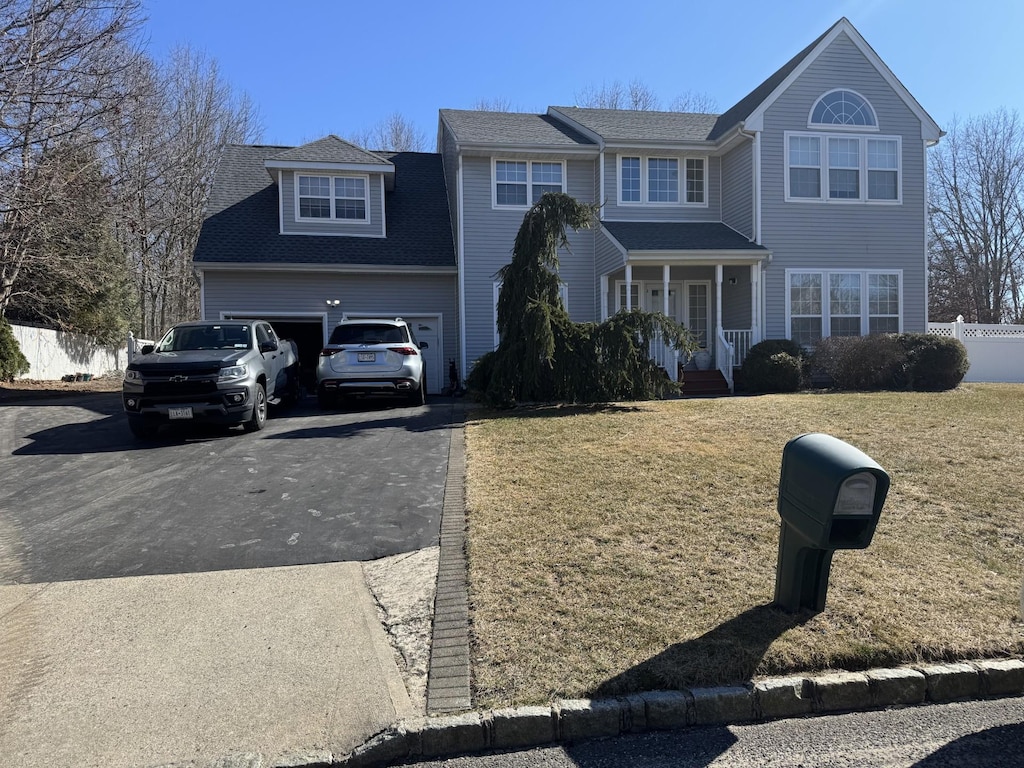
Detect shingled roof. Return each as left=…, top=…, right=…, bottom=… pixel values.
left=440, top=109, right=596, bottom=147
left=549, top=107, right=719, bottom=143
left=601, top=221, right=768, bottom=252
left=266, top=135, right=393, bottom=166
left=194, top=145, right=455, bottom=269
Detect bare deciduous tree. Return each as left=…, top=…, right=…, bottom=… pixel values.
left=668, top=90, right=719, bottom=113
left=929, top=110, right=1024, bottom=323
left=348, top=112, right=426, bottom=152
left=106, top=46, right=261, bottom=338
left=474, top=97, right=516, bottom=112
left=0, top=0, right=144, bottom=319
left=574, top=79, right=660, bottom=111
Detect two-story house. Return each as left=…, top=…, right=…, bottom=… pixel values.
left=194, top=17, right=941, bottom=396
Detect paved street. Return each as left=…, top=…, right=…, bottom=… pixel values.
left=0, top=393, right=454, bottom=583
left=407, top=697, right=1024, bottom=767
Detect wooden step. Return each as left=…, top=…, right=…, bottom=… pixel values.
left=679, top=369, right=731, bottom=397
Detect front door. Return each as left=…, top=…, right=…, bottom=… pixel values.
left=644, top=285, right=680, bottom=320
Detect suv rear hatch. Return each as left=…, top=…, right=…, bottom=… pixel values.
left=323, top=323, right=412, bottom=376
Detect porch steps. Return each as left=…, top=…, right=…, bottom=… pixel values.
left=680, top=369, right=731, bottom=397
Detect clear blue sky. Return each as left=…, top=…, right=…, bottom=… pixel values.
left=143, top=0, right=1017, bottom=148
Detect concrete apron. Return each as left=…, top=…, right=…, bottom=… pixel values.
left=0, top=562, right=412, bottom=768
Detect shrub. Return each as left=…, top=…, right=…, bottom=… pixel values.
left=898, top=333, right=969, bottom=391
left=811, top=335, right=905, bottom=391
left=741, top=339, right=805, bottom=393
left=0, top=317, right=30, bottom=382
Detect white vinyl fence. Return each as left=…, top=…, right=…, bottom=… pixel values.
left=928, top=315, right=1024, bottom=383
left=10, top=323, right=127, bottom=381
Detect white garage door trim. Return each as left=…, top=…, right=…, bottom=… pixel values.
left=342, top=312, right=444, bottom=394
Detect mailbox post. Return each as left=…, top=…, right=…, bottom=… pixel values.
left=774, top=433, right=890, bottom=613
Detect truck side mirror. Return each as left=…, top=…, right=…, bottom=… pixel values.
left=260, top=340, right=278, bottom=353
left=774, top=433, right=890, bottom=612
left=141, top=344, right=155, bottom=355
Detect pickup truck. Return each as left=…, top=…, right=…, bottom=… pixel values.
left=122, top=319, right=299, bottom=439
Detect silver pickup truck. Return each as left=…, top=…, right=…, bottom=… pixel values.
left=122, top=320, right=299, bottom=439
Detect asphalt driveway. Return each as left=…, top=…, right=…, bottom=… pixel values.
left=0, top=393, right=455, bottom=584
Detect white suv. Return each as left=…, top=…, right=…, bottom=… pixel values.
left=316, top=318, right=428, bottom=408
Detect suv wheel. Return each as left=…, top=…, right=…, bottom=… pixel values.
left=243, top=383, right=268, bottom=432
left=408, top=373, right=426, bottom=406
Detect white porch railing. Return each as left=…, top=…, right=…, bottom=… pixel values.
left=723, top=329, right=753, bottom=368
left=716, top=329, right=735, bottom=392
left=648, top=333, right=680, bottom=382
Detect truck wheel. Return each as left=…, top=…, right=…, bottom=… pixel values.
left=244, top=383, right=268, bottom=432
left=127, top=416, right=158, bottom=440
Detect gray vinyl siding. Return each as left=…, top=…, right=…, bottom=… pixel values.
left=202, top=269, right=458, bottom=369
left=460, top=154, right=598, bottom=369
left=722, top=265, right=753, bottom=329
left=596, top=232, right=624, bottom=318
left=279, top=171, right=385, bottom=238
left=603, top=153, right=721, bottom=222
left=721, top=141, right=753, bottom=239
left=759, top=31, right=929, bottom=339
left=440, top=126, right=460, bottom=264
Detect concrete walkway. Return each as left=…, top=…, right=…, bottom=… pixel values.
left=0, top=562, right=412, bottom=768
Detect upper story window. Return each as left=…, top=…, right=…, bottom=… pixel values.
left=493, top=160, right=565, bottom=208
left=618, top=155, right=706, bottom=206
left=786, top=132, right=901, bottom=203
left=297, top=174, right=368, bottom=222
left=810, top=90, right=877, bottom=127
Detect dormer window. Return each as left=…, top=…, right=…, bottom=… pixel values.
left=296, top=174, right=368, bottom=222
left=810, top=90, right=877, bottom=128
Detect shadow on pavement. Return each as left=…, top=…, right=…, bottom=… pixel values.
left=912, top=723, right=1024, bottom=766
left=566, top=726, right=738, bottom=768
left=593, top=604, right=812, bottom=695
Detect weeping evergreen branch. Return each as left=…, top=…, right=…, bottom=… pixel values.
left=470, top=192, right=698, bottom=407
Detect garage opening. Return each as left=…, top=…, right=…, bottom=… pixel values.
left=222, top=314, right=325, bottom=392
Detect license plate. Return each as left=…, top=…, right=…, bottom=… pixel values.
left=357, top=352, right=376, bottom=362
left=168, top=407, right=193, bottom=420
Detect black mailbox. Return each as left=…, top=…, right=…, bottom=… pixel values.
left=774, top=433, right=890, bottom=612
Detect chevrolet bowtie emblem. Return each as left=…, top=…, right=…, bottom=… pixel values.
left=169, top=375, right=189, bottom=382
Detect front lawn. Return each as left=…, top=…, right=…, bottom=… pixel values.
left=464, top=384, right=1024, bottom=708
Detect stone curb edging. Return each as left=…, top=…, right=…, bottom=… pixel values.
left=338, top=659, right=1024, bottom=767
left=425, top=400, right=471, bottom=713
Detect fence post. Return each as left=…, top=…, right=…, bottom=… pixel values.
left=954, top=315, right=965, bottom=341
left=127, top=331, right=136, bottom=363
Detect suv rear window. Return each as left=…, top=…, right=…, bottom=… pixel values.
left=328, top=323, right=408, bottom=345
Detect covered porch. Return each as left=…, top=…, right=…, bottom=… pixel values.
left=598, top=222, right=771, bottom=392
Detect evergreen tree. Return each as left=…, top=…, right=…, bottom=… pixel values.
left=0, top=317, right=30, bottom=381
left=473, top=192, right=697, bottom=407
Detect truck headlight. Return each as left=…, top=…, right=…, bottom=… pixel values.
left=218, top=364, right=248, bottom=381
left=125, top=369, right=142, bottom=381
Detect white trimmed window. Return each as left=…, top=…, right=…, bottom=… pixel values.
left=618, top=155, right=706, bottom=206
left=786, top=133, right=901, bottom=202
left=493, top=160, right=565, bottom=207
left=296, top=174, right=368, bottom=221
left=787, top=270, right=902, bottom=347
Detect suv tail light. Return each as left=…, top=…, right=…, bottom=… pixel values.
left=320, top=347, right=342, bottom=357
left=387, top=346, right=418, bottom=356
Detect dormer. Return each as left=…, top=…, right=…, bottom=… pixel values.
left=264, top=135, right=394, bottom=238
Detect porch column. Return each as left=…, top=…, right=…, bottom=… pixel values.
left=715, top=264, right=724, bottom=337
left=600, top=274, right=609, bottom=321
left=662, top=264, right=670, bottom=316
left=750, top=263, right=761, bottom=344
left=625, top=263, right=633, bottom=310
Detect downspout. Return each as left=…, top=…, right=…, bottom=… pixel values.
left=739, top=125, right=765, bottom=338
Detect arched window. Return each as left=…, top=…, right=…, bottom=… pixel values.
left=810, top=90, right=877, bottom=127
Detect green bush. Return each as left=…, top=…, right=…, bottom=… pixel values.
left=0, top=317, right=30, bottom=382
left=811, top=335, right=905, bottom=390
left=741, top=339, right=805, bottom=393
left=898, top=333, right=969, bottom=391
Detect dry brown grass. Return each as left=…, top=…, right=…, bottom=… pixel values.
left=464, top=384, right=1024, bottom=707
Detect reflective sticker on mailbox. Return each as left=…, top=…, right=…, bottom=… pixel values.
left=833, top=472, right=876, bottom=516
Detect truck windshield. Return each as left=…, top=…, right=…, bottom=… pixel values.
left=155, top=324, right=253, bottom=352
